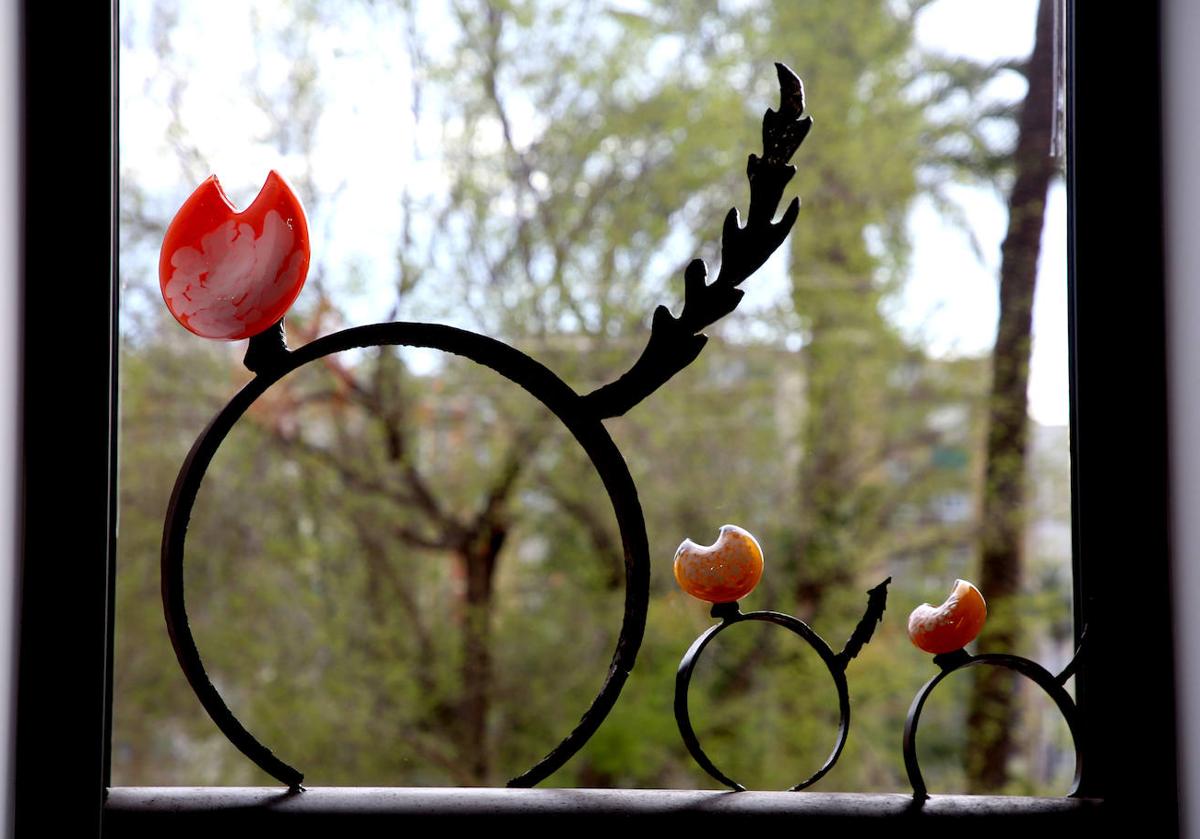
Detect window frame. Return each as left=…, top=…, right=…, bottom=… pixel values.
left=12, top=0, right=1177, bottom=833
left=13, top=0, right=118, bottom=835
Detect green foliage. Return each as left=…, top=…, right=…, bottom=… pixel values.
left=114, top=0, right=1071, bottom=793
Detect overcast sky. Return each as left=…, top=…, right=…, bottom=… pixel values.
left=910, top=0, right=1068, bottom=425
left=122, top=0, right=1068, bottom=424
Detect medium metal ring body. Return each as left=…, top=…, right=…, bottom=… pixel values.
left=161, top=322, right=651, bottom=789
left=902, top=651, right=1083, bottom=799
left=674, top=607, right=850, bottom=791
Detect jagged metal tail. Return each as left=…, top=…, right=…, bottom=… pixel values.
left=838, top=577, right=892, bottom=665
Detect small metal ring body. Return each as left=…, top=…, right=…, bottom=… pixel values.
left=162, top=322, right=650, bottom=789
left=674, top=607, right=850, bottom=791
left=902, top=651, right=1083, bottom=799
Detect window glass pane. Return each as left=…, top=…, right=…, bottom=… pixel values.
left=116, top=0, right=1071, bottom=793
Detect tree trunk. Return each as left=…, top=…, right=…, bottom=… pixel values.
left=456, top=524, right=504, bottom=784
left=793, top=311, right=862, bottom=617
left=966, top=0, right=1059, bottom=793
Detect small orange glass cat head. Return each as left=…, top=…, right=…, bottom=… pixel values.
left=907, top=579, right=987, bottom=654
left=674, top=525, right=764, bottom=604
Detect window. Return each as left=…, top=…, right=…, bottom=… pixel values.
left=11, top=1, right=1178, bottom=833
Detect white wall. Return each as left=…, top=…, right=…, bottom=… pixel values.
left=0, top=0, right=15, bottom=830
left=1165, top=1, right=1200, bottom=835
left=0, top=2, right=17, bottom=836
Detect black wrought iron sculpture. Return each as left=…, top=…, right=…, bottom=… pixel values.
left=901, top=581, right=1085, bottom=800
left=902, top=646, right=1084, bottom=800
left=158, top=63, right=813, bottom=790
left=671, top=530, right=890, bottom=792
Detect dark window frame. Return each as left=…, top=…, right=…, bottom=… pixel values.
left=12, top=1, right=1177, bottom=833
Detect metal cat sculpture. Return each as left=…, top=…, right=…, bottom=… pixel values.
left=672, top=525, right=891, bottom=791
left=902, top=580, right=1085, bottom=800
left=158, top=63, right=814, bottom=790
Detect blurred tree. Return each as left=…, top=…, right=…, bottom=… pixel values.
left=114, top=0, right=1063, bottom=792
left=966, top=0, right=1062, bottom=792
left=769, top=2, right=968, bottom=617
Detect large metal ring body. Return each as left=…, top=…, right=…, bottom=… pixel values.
left=161, top=322, right=650, bottom=789
left=674, top=607, right=850, bottom=791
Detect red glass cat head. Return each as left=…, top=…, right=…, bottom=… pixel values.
left=159, top=170, right=310, bottom=340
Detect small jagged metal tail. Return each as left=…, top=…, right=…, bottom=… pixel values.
left=1055, top=625, right=1087, bottom=686
left=837, top=577, right=891, bottom=666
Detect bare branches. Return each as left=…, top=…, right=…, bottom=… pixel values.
left=274, top=430, right=407, bottom=504
left=546, top=487, right=623, bottom=591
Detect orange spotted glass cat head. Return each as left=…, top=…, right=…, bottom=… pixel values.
left=907, top=579, right=987, bottom=654
left=673, top=524, right=765, bottom=604
left=159, top=170, right=310, bottom=340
